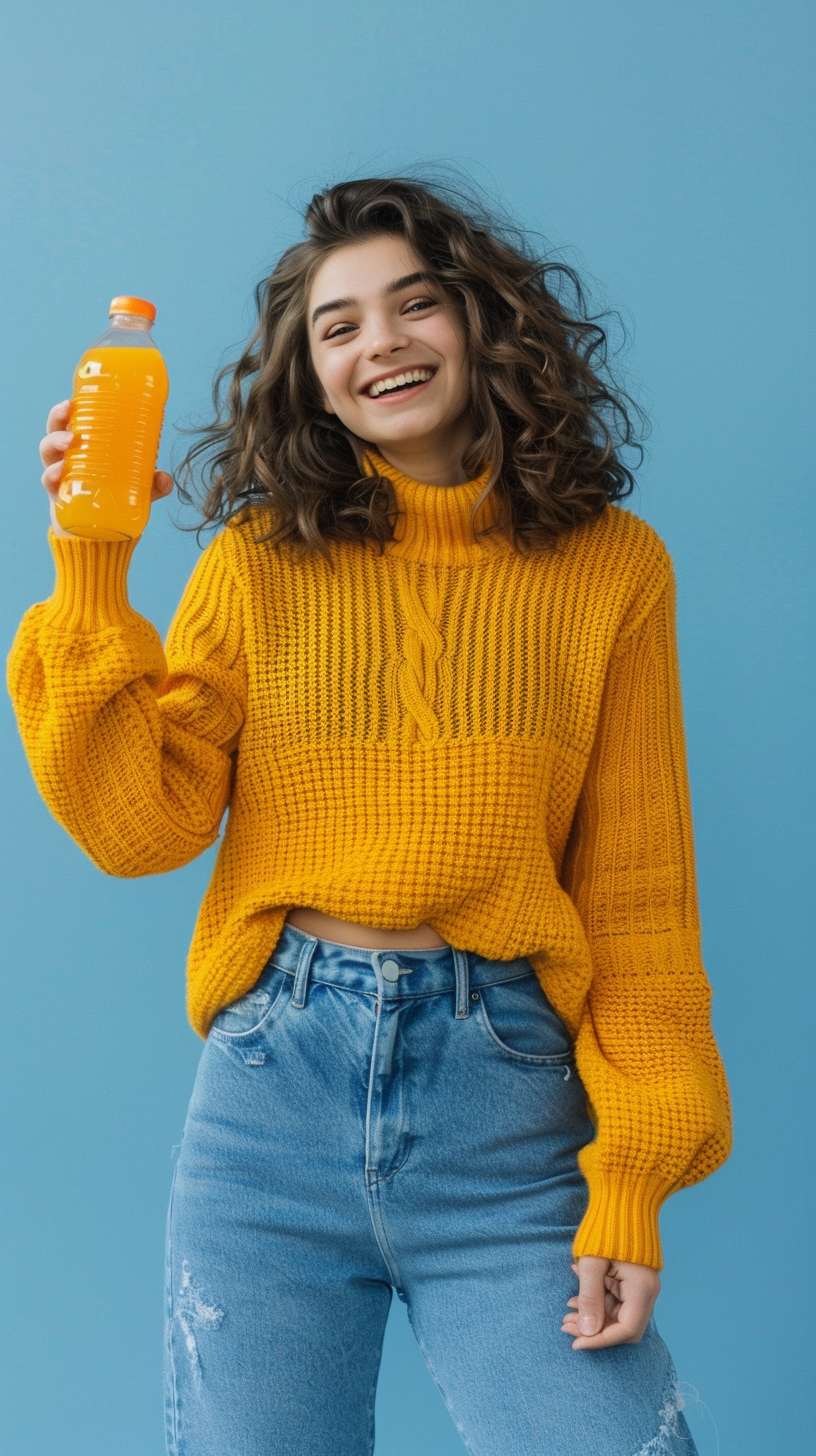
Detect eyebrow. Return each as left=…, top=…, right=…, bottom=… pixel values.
left=310, top=271, right=437, bottom=327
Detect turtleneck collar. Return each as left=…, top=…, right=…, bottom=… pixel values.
left=364, top=450, right=511, bottom=566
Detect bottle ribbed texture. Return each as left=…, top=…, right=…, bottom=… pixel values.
left=7, top=455, right=732, bottom=1269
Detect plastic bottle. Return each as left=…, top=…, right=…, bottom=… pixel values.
left=56, top=296, right=169, bottom=541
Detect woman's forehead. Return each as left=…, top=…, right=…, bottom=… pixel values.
left=308, top=236, right=425, bottom=311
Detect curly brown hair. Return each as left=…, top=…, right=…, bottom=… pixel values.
left=175, top=175, right=648, bottom=559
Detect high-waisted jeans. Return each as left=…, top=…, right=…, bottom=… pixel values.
left=165, top=923, right=697, bottom=1455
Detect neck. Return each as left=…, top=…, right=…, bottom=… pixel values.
left=363, top=451, right=511, bottom=566
left=369, top=413, right=478, bottom=487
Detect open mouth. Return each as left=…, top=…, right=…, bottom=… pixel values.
left=366, top=367, right=436, bottom=399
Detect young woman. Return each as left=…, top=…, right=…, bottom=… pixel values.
left=11, top=177, right=731, bottom=1456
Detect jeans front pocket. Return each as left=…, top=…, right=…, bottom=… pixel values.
left=208, top=961, right=290, bottom=1042
left=475, top=971, right=574, bottom=1065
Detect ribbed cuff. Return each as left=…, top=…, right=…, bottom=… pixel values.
left=43, top=530, right=138, bottom=631
left=572, top=1169, right=674, bottom=1271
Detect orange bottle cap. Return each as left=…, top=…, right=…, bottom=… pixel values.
left=108, top=295, right=156, bottom=322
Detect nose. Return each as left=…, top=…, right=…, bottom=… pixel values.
left=363, top=310, right=411, bottom=359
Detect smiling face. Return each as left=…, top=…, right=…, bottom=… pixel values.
left=307, top=234, right=476, bottom=483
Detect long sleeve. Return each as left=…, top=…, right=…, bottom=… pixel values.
left=7, top=529, right=246, bottom=877
left=560, top=562, right=732, bottom=1270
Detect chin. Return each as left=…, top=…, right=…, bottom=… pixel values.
left=361, top=413, right=443, bottom=443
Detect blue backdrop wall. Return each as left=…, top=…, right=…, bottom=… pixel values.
left=1, top=2, right=813, bottom=1452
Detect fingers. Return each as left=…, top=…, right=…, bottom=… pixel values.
left=561, top=1256, right=661, bottom=1351
left=41, top=433, right=73, bottom=468
left=41, top=451, right=72, bottom=497
left=151, top=471, right=174, bottom=501
left=562, top=1314, right=646, bottom=1350
left=575, top=1255, right=609, bottom=1337
left=564, top=1287, right=621, bottom=1320
left=41, top=422, right=73, bottom=480
left=45, top=399, right=72, bottom=435
left=562, top=1278, right=650, bottom=1347
left=40, top=400, right=74, bottom=497
left=39, top=401, right=173, bottom=509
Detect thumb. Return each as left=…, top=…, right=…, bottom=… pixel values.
left=576, top=1256, right=610, bottom=1336
left=151, top=471, right=174, bottom=501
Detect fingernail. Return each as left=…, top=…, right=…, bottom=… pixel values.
left=579, top=1317, right=597, bottom=1334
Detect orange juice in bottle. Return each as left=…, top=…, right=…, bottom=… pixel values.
left=56, top=296, right=169, bottom=541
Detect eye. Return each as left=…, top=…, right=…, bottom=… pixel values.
left=404, top=296, right=438, bottom=314
left=325, top=321, right=358, bottom=340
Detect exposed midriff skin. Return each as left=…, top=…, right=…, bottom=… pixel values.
left=284, top=906, right=449, bottom=949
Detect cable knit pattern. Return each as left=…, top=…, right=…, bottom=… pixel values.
left=7, top=452, right=731, bottom=1269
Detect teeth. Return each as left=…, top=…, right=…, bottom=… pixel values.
left=369, top=368, right=433, bottom=397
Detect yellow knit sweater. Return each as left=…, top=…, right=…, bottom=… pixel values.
left=7, top=454, right=731, bottom=1270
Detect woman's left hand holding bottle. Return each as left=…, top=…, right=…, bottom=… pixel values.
left=40, top=398, right=173, bottom=538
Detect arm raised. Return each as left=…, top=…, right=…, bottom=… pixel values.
left=7, top=530, right=246, bottom=877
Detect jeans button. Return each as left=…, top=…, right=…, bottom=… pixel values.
left=381, top=959, right=401, bottom=982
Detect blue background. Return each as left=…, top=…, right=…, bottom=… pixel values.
left=1, top=1, right=813, bottom=1452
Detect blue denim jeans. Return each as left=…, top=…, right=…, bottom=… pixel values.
left=165, top=924, right=697, bottom=1455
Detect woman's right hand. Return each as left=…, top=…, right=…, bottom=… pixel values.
left=40, top=399, right=174, bottom=536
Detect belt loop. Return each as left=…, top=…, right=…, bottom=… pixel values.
left=453, top=947, right=470, bottom=1019
left=290, top=935, right=318, bottom=1009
